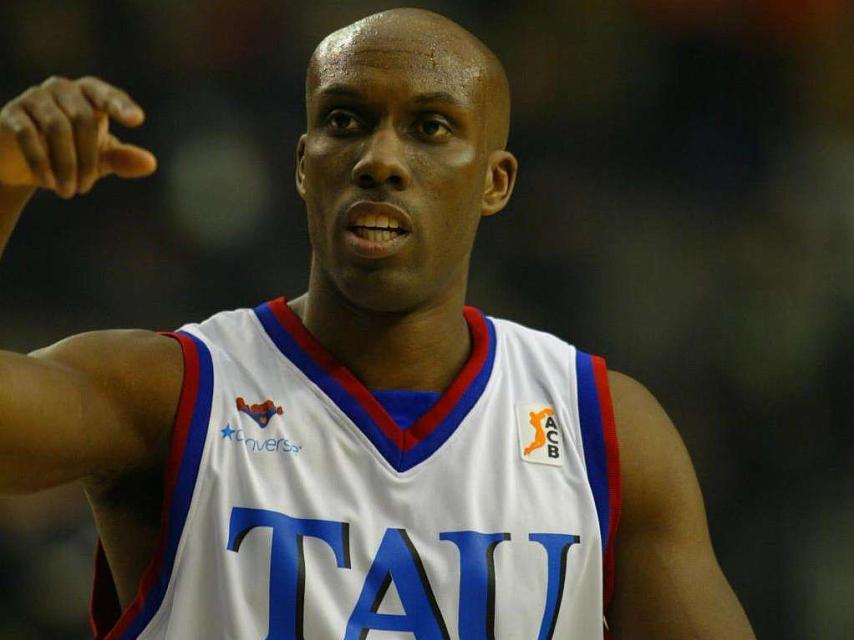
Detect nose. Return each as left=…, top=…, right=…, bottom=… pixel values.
left=351, top=125, right=411, bottom=191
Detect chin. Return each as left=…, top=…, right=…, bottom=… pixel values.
left=334, top=266, right=428, bottom=315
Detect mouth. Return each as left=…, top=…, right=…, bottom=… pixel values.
left=343, top=201, right=413, bottom=258
left=348, top=223, right=408, bottom=242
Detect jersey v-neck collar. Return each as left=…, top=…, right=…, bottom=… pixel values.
left=254, top=297, right=497, bottom=472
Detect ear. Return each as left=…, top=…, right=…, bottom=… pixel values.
left=481, top=150, right=518, bottom=217
left=295, top=133, right=307, bottom=200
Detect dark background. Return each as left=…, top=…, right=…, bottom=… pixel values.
left=0, top=1, right=852, bottom=638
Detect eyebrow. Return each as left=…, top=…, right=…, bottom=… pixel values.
left=317, top=84, right=467, bottom=109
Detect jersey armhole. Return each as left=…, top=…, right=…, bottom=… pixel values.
left=575, top=351, right=623, bottom=639
left=89, top=330, right=214, bottom=640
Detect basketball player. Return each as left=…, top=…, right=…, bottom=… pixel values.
left=0, top=8, right=755, bottom=639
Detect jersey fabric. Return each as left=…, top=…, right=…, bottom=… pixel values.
left=91, top=298, right=621, bottom=640
left=370, top=389, right=442, bottom=429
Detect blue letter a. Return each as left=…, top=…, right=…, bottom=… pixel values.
left=345, top=528, right=449, bottom=640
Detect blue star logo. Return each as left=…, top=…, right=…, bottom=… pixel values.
left=220, top=424, right=236, bottom=440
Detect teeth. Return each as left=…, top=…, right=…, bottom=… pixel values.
left=352, top=227, right=401, bottom=242
left=352, top=213, right=401, bottom=230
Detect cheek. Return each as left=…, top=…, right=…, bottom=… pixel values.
left=299, top=144, right=330, bottom=254
left=420, top=144, right=483, bottom=241
left=303, top=137, right=349, bottom=238
left=414, top=142, right=479, bottom=214
left=422, top=145, right=483, bottom=208
left=414, top=141, right=477, bottom=181
left=305, top=136, right=348, bottom=192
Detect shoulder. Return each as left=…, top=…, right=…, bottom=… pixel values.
left=488, top=315, right=574, bottom=368
left=30, top=328, right=182, bottom=388
left=607, top=368, right=679, bottom=463
left=489, top=315, right=567, bottom=346
left=31, top=329, right=184, bottom=465
left=183, top=304, right=270, bottom=357
left=606, top=369, right=698, bottom=527
left=608, top=371, right=709, bottom=564
left=603, top=373, right=756, bottom=636
left=608, top=370, right=683, bottom=459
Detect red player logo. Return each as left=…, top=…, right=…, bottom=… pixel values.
left=236, top=397, right=284, bottom=428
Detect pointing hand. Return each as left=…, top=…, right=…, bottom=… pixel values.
left=0, top=76, right=157, bottom=198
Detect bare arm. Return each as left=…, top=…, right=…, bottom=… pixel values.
left=0, top=331, right=183, bottom=495
left=607, top=371, right=755, bottom=639
left=0, top=77, right=176, bottom=495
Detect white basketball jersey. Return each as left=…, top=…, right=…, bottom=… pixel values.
left=91, top=298, right=621, bottom=640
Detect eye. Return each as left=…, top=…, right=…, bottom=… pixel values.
left=326, top=110, right=362, bottom=133
left=417, top=117, right=452, bottom=140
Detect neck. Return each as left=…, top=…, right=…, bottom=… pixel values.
left=289, top=275, right=471, bottom=392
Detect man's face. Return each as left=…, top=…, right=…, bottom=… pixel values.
left=297, top=31, right=492, bottom=312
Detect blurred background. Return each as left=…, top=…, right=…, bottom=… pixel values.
left=0, top=0, right=851, bottom=638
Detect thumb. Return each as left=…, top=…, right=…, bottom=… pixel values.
left=98, top=136, right=157, bottom=179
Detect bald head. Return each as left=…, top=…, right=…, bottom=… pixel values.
left=296, top=8, right=519, bottom=313
left=306, top=8, right=511, bottom=151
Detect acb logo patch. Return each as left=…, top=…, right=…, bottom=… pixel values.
left=516, top=403, right=563, bottom=466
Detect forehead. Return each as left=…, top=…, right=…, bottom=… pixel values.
left=310, top=31, right=486, bottom=107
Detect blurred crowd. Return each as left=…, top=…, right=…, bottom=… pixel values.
left=0, top=1, right=852, bottom=638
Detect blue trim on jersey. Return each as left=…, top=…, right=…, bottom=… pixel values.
left=254, top=303, right=404, bottom=465
left=371, top=389, right=441, bottom=429
left=254, top=303, right=497, bottom=472
left=122, top=332, right=214, bottom=638
left=576, top=351, right=610, bottom=551
left=402, top=318, right=496, bottom=469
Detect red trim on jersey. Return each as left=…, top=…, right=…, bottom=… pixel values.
left=89, top=331, right=200, bottom=640
left=267, top=298, right=401, bottom=446
left=405, top=308, right=489, bottom=444
left=266, top=297, right=490, bottom=452
left=591, top=356, right=622, bottom=617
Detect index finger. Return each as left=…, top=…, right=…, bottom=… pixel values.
left=77, top=76, right=144, bottom=127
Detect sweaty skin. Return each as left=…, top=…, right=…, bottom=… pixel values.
left=0, top=8, right=755, bottom=638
